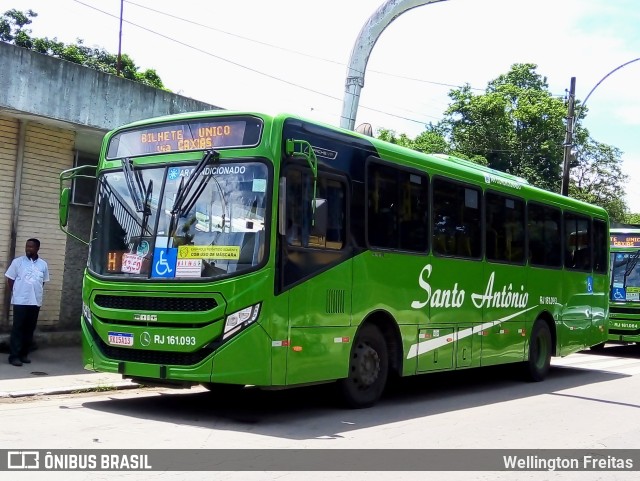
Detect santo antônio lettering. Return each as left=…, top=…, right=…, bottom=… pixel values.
left=411, top=264, right=529, bottom=310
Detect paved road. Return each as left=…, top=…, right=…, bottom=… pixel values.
left=2, top=344, right=640, bottom=480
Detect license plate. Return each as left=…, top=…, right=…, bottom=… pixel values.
left=108, top=331, right=134, bottom=346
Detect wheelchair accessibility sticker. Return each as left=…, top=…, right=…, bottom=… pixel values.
left=152, top=248, right=177, bottom=278
left=587, top=276, right=593, bottom=293
left=612, top=287, right=625, bottom=301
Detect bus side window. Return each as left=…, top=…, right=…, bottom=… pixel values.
left=593, top=219, right=607, bottom=273
left=564, top=212, right=591, bottom=271
left=528, top=203, right=561, bottom=268
left=286, top=218, right=301, bottom=246
left=486, top=191, right=523, bottom=263
left=505, top=223, right=524, bottom=262
left=456, top=234, right=471, bottom=257
left=572, top=247, right=591, bottom=270
left=486, top=226, right=498, bottom=260
left=367, top=159, right=428, bottom=252
left=528, top=223, right=544, bottom=264
left=432, top=180, right=480, bottom=258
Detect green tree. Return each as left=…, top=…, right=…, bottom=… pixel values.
left=377, top=128, right=416, bottom=148
left=442, top=63, right=567, bottom=191
left=568, top=140, right=627, bottom=222
left=624, top=213, right=640, bottom=224
left=412, top=126, right=450, bottom=155
left=378, top=62, right=628, bottom=217
left=376, top=124, right=488, bottom=164
left=0, top=8, right=35, bottom=46
left=1, top=9, right=166, bottom=89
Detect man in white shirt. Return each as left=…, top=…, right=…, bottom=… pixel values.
left=5, top=238, right=50, bottom=367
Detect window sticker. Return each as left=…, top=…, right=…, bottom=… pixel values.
left=152, top=248, right=177, bottom=278
left=177, top=245, right=240, bottom=260
left=465, top=189, right=478, bottom=209
left=136, top=240, right=150, bottom=257
left=612, top=287, right=625, bottom=300
left=175, top=259, right=202, bottom=278
left=253, top=178, right=267, bottom=192
left=122, top=253, right=144, bottom=274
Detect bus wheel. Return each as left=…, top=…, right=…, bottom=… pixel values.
left=590, top=342, right=606, bottom=351
left=523, top=320, right=552, bottom=382
left=339, top=324, right=389, bottom=408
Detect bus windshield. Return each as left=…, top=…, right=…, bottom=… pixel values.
left=611, top=251, right=640, bottom=301
left=89, top=160, right=269, bottom=279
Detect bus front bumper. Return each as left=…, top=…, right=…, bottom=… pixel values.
left=81, top=318, right=272, bottom=386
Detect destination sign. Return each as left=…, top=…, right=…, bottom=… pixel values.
left=611, top=234, right=640, bottom=248
left=107, top=116, right=263, bottom=159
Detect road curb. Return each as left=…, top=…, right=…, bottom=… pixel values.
left=0, top=381, right=140, bottom=399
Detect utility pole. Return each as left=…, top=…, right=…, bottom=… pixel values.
left=116, top=0, right=124, bottom=77
left=561, top=77, right=576, bottom=197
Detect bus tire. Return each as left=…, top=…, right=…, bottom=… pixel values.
left=590, top=342, right=606, bottom=351
left=523, top=320, right=552, bottom=382
left=338, top=324, right=389, bottom=408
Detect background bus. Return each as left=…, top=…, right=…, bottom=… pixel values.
left=606, top=225, right=640, bottom=347
left=59, top=111, right=609, bottom=408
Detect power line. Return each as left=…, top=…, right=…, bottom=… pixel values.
left=122, top=0, right=481, bottom=91
left=72, top=0, right=443, bottom=126
left=73, top=1, right=337, bottom=99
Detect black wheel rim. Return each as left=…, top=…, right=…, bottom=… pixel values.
left=351, top=341, right=380, bottom=388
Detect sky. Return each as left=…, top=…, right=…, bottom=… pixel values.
left=3, top=0, right=640, bottom=211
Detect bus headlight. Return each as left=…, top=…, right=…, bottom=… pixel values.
left=82, top=302, right=92, bottom=325
left=223, top=304, right=261, bottom=339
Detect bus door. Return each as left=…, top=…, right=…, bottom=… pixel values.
left=278, top=166, right=352, bottom=385
left=480, top=264, right=528, bottom=366
left=482, top=192, right=527, bottom=366
left=421, top=179, right=484, bottom=372
left=588, top=219, right=608, bottom=346
left=560, top=214, right=594, bottom=353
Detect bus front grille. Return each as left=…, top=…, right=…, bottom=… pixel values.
left=609, top=328, right=640, bottom=336
left=94, top=295, right=217, bottom=312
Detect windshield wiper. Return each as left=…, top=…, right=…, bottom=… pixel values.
left=624, top=250, right=640, bottom=285
left=139, top=178, right=154, bottom=240
left=122, top=157, right=145, bottom=212
left=168, top=149, right=219, bottom=238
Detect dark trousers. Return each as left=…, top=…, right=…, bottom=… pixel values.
left=9, top=305, right=40, bottom=362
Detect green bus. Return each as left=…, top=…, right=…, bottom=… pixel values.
left=59, top=111, right=609, bottom=408
left=607, top=226, right=640, bottom=346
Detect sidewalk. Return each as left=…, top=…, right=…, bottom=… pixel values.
left=0, top=344, right=138, bottom=398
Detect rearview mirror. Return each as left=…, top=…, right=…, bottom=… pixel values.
left=59, top=187, right=71, bottom=228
